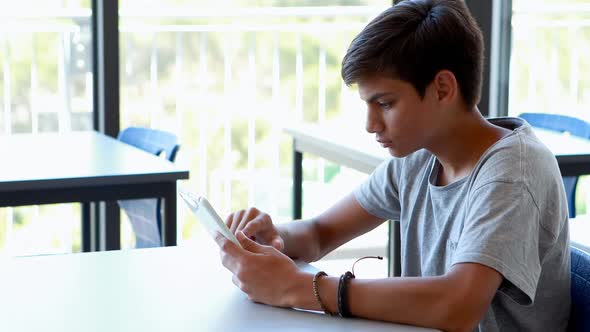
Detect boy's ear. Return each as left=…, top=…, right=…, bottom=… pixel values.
left=432, top=70, right=458, bottom=103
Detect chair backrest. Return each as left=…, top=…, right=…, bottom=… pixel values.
left=519, top=113, right=590, bottom=218
left=117, top=126, right=180, bottom=162
left=569, top=246, right=590, bottom=332
left=117, top=126, right=181, bottom=248
left=519, top=113, right=590, bottom=138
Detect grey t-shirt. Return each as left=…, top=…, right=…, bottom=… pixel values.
left=354, top=117, right=571, bottom=331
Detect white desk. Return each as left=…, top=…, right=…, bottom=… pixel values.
left=0, top=131, right=189, bottom=250
left=0, top=244, right=437, bottom=332
left=285, top=122, right=389, bottom=175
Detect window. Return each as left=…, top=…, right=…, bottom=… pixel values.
left=118, top=0, right=390, bottom=276
left=509, top=0, right=590, bottom=119
left=509, top=0, right=590, bottom=241
left=0, top=0, right=92, bottom=255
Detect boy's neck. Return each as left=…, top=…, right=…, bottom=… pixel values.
left=429, top=109, right=512, bottom=186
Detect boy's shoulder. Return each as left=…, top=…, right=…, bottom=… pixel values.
left=477, top=117, right=559, bottom=181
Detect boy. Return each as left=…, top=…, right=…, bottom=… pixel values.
left=215, top=0, right=571, bottom=331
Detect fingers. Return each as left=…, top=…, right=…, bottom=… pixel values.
left=231, top=274, right=242, bottom=290
left=227, top=208, right=259, bottom=234
left=237, top=231, right=269, bottom=254
left=240, top=214, right=268, bottom=238
left=215, top=232, right=240, bottom=255
left=241, top=215, right=283, bottom=250
left=224, top=208, right=280, bottom=249
left=217, top=231, right=275, bottom=274
left=215, top=232, right=247, bottom=271
left=270, top=237, right=285, bottom=252
left=235, top=208, right=262, bottom=235
left=224, top=213, right=234, bottom=230
left=228, top=209, right=245, bottom=234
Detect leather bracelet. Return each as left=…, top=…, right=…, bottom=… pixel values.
left=313, top=271, right=334, bottom=316
left=337, top=271, right=355, bottom=318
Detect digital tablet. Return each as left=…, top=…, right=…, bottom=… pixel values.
left=179, top=189, right=242, bottom=247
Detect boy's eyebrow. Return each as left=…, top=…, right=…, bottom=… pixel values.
left=366, top=92, right=394, bottom=103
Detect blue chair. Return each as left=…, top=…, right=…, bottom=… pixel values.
left=519, top=113, right=590, bottom=218
left=117, top=126, right=181, bottom=248
left=569, top=246, right=590, bottom=332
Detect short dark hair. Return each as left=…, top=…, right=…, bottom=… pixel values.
left=341, top=0, right=484, bottom=107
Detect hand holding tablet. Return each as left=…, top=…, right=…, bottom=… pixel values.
left=179, top=189, right=241, bottom=247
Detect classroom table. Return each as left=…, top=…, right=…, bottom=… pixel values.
left=0, top=244, right=439, bottom=332
left=0, top=131, right=189, bottom=251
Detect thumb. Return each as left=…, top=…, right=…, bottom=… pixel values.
left=237, top=231, right=269, bottom=254
left=270, top=236, right=285, bottom=252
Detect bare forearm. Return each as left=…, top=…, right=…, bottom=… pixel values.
left=277, top=193, right=384, bottom=262
left=289, top=273, right=481, bottom=332
left=348, top=277, right=473, bottom=331
left=276, top=219, right=321, bottom=262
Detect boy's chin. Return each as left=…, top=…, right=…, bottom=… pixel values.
left=387, top=147, right=415, bottom=158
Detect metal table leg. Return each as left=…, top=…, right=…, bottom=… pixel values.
left=293, top=144, right=303, bottom=220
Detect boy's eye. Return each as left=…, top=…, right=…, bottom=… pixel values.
left=378, top=101, right=393, bottom=110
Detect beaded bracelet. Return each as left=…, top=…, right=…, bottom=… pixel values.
left=313, top=271, right=334, bottom=316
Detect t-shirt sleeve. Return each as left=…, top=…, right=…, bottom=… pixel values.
left=353, top=158, right=402, bottom=221
left=452, top=181, right=541, bottom=305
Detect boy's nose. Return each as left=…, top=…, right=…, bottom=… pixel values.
left=365, top=107, right=383, bottom=134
